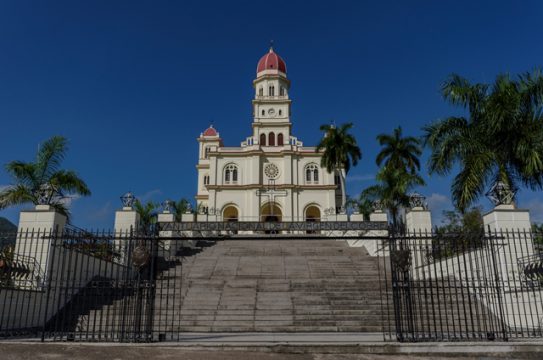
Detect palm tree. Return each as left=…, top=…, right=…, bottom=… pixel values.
left=316, top=123, right=362, bottom=209
left=134, top=200, right=158, bottom=234
left=362, top=167, right=425, bottom=229
left=0, top=136, right=91, bottom=222
left=376, top=126, right=422, bottom=174
left=424, top=71, right=543, bottom=211
left=172, top=198, right=192, bottom=222
left=345, top=193, right=373, bottom=221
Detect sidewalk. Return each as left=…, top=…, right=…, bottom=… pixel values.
left=2, top=333, right=543, bottom=360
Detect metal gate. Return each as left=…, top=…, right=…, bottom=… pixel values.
left=380, top=229, right=543, bottom=342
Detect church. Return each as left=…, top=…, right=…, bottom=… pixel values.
left=194, top=47, right=344, bottom=222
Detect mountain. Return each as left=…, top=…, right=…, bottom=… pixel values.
left=0, top=217, right=17, bottom=232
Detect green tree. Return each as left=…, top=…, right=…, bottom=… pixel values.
left=376, top=126, right=422, bottom=174
left=172, top=198, right=192, bottom=222
left=0, top=136, right=91, bottom=222
left=345, top=193, right=373, bottom=221
left=424, top=71, right=543, bottom=212
left=362, top=167, right=425, bottom=230
left=316, top=123, right=362, bottom=209
left=433, top=207, right=485, bottom=260
left=134, top=199, right=158, bottom=234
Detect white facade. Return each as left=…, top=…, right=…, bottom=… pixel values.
left=195, top=48, right=342, bottom=222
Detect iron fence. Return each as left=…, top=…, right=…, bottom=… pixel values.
left=0, top=225, right=542, bottom=343
left=379, top=228, right=543, bottom=342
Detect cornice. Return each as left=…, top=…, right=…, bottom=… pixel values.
left=206, top=184, right=337, bottom=191
left=207, top=149, right=322, bottom=157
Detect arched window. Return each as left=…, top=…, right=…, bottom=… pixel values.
left=280, top=87, right=285, bottom=96
left=305, top=164, right=319, bottom=184
left=279, top=109, right=282, bottom=116
left=269, top=86, right=275, bottom=96
left=204, top=147, right=211, bottom=159
left=277, top=133, right=284, bottom=146
left=260, top=133, right=266, bottom=146
left=224, top=164, right=239, bottom=184
left=258, top=87, right=263, bottom=96
left=261, top=109, right=265, bottom=116
left=268, top=132, right=275, bottom=146
left=203, top=175, right=210, bottom=186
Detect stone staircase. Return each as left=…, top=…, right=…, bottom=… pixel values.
left=165, top=239, right=389, bottom=332
left=76, top=238, right=391, bottom=336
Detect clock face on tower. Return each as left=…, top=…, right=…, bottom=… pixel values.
left=268, top=108, right=276, bottom=117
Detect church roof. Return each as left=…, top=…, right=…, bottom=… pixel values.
left=256, top=47, right=287, bottom=75
left=202, top=125, right=218, bottom=137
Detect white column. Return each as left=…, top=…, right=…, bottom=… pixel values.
left=181, top=212, right=197, bottom=247
left=483, top=203, right=539, bottom=331
left=157, top=210, right=175, bottom=257
left=405, top=206, right=432, bottom=271
left=405, top=206, right=432, bottom=234
left=114, top=206, right=139, bottom=264
left=16, top=204, right=67, bottom=279
left=483, top=203, right=534, bottom=276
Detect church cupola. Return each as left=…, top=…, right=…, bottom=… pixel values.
left=202, top=125, right=219, bottom=137
left=256, top=47, right=287, bottom=78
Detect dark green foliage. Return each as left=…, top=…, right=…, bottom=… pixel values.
left=134, top=199, right=158, bottom=235
left=0, top=136, right=91, bottom=222
left=316, top=123, right=362, bottom=207
left=172, top=198, right=192, bottom=222
left=376, top=126, right=422, bottom=174
left=431, top=207, right=485, bottom=261
left=362, top=167, right=425, bottom=230
left=362, top=127, right=425, bottom=229
left=424, top=70, right=543, bottom=211
left=345, top=194, right=373, bottom=221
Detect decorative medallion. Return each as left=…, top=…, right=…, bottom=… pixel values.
left=486, top=181, right=515, bottom=206
left=132, top=245, right=150, bottom=268
left=34, top=183, right=59, bottom=205
left=120, top=191, right=136, bottom=208
left=264, top=163, right=279, bottom=179
left=409, top=192, right=428, bottom=209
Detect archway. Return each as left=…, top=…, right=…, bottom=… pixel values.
left=260, top=202, right=282, bottom=234
left=305, top=205, right=321, bottom=234
left=260, top=202, right=282, bottom=222
left=223, top=205, right=239, bottom=222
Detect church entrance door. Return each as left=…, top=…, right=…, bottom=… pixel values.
left=260, top=202, right=282, bottom=234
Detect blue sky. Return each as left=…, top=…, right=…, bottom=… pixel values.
left=1, top=0, right=542, bottom=228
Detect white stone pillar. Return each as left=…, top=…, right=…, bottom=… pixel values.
left=348, top=209, right=388, bottom=256
left=181, top=211, right=197, bottom=247
left=157, top=209, right=175, bottom=257
left=350, top=211, right=364, bottom=222
left=16, top=204, right=67, bottom=279
left=405, top=206, right=432, bottom=234
left=483, top=203, right=534, bottom=277
left=405, top=205, right=433, bottom=272
left=483, top=203, right=539, bottom=331
left=114, top=206, right=139, bottom=264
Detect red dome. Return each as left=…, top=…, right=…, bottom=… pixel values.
left=202, top=125, right=218, bottom=137
left=256, top=48, right=287, bottom=75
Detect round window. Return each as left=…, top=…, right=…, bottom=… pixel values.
left=264, top=163, right=279, bottom=179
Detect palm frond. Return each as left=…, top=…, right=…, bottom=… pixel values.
left=35, top=136, right=68, bottom=184
left=0, top=184, right=35, bottom=210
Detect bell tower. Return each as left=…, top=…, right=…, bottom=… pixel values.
left=252, top=46, right=292, bottom=146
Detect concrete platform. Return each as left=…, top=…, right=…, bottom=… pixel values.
left=1, top=333, right=543, bottom=359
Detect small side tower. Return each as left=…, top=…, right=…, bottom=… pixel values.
left=196, top=125, right=222, bottom=212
